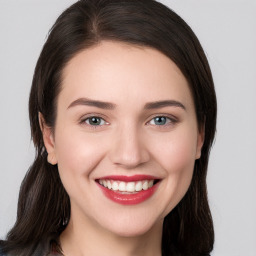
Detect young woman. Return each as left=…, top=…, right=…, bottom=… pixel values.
left=0, top=0, right=217, bottom=255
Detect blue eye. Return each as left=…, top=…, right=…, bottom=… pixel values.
left=149, top=116, right=171, bottom=126
left=85, top=117, right=106, bottom=126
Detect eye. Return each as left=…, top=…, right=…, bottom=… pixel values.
left=148, top=116, right=173, bottom=126
left=84, top=116, right=107, bottom=126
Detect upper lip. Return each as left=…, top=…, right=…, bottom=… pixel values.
left=95, top=175, right=160, bottom=182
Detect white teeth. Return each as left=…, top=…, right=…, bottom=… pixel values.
left=98, top=179, right=156, bottom=193
left=148, top=180, right=154, bottom=188
left=107, top=180, right=112, bottom=189
left=126, top=182, right=135, bottom=192
left=135, top=181, right=143, bottom=192
left=112, top=181, right=119, bottom=191
left=142, top=181, right=149, bottom=190
left=119, top=182, right=126, bottom=192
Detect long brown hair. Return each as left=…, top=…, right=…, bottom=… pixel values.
left=0, top=1, right=217, bottom=255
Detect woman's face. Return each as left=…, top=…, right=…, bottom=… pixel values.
left=44, top=41, right=203, bottom=237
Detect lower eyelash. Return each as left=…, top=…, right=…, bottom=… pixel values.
left=79, top=115, right=109, bottom=130
left=148, top=115, right=178, bottom=126
left=85, top=117, right=105, bottom=126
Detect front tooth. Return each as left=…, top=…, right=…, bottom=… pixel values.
left=119, top=182, right=126, bottom=192
left=126, top=182, right=135, bottom=192
left=107, top=180, right=112, bottom=189
left=148, top=180, right=154, bottom=188
left=103, top=180, right=107, bottom=187
left=112, top=181, right=119, bottom=191
left=142, top=180, right=149, bottom=190
left=135, top=181, right=143, bottom=192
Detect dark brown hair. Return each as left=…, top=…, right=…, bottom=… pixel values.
left=0, top=0, right=217, bottom=255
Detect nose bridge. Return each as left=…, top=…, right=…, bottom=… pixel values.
left=109, top=122, right=149, bottom=168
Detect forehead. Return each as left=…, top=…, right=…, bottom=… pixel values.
left=60, top=41, right=193, bottom=109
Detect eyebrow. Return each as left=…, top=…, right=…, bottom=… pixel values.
left=144, top=100, right=186, bottom=110
left=67, top=98, right=186, bottom=111
left=67, top=98, right=116, bottom=110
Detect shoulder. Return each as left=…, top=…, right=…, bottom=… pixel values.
left=0, top=245, right=7, bottom=256
left=0, top=249, right=7, bottom=256
left=0, top=234, right=62, bottom=256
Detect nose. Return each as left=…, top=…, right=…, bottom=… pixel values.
left=109, top=124, right=150, bottom=169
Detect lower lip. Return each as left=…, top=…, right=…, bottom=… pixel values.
left=96, top=182, right=159, bottom=205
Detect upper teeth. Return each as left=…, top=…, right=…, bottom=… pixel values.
left=99, top=179, right=154, bottom=193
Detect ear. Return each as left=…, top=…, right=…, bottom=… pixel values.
left=39, top=112, right=57, bottom=165
left=195, top=123, right=205, bottom=160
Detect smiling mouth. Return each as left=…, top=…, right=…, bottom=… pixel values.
left=95, top=174, right=161, bottom=194
left=96, top=179, right=159, bottom=193
left=95, top=176, right=161, bottom=205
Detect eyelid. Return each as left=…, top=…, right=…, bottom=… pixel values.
left=79, top=113, right=109, bottom=128
left=78, top=113, right=179, bottom=129
left=146, top=114, right=179, bottom=126
left=85, top=117, right=107, bottom=126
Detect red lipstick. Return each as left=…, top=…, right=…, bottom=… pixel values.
left=97, top=175, right=159, bottom=182
left=96, top=175, right=160, bottom=205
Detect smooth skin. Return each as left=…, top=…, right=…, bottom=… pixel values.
left=41, top=41, right=204, bottom=256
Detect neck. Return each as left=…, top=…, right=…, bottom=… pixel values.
left=60, top=213, right=163, bottom=256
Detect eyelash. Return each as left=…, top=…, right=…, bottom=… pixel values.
left=80, top=114, right=178, bottom=129
left=147, top=115, right=177, bottom=127
left=80, top=115, right=109, bottom=129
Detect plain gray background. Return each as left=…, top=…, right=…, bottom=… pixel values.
left=0, top=1, right=255, bottom=255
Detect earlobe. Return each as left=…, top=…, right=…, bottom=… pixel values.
left=195, top=124, right=205, bottom=160
left=39, top=112, right=58, bottom=165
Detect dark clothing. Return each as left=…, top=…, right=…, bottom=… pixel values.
left=0, top=235, right=62, bottom=256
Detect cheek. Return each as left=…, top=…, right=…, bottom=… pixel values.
left=54, top=127, right=105, bottom=179
left=167, top=142, right=196, bottom=173
left=149, top=129, right=197, bottom=213
left=151, top=129, right=198, bottom=174
left=161, top=137, right=195, bottom=192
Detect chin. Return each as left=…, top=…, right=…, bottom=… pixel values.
left=100, top=214, right=162, bottom=238
left=112, top=226, right=151, bottom=238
